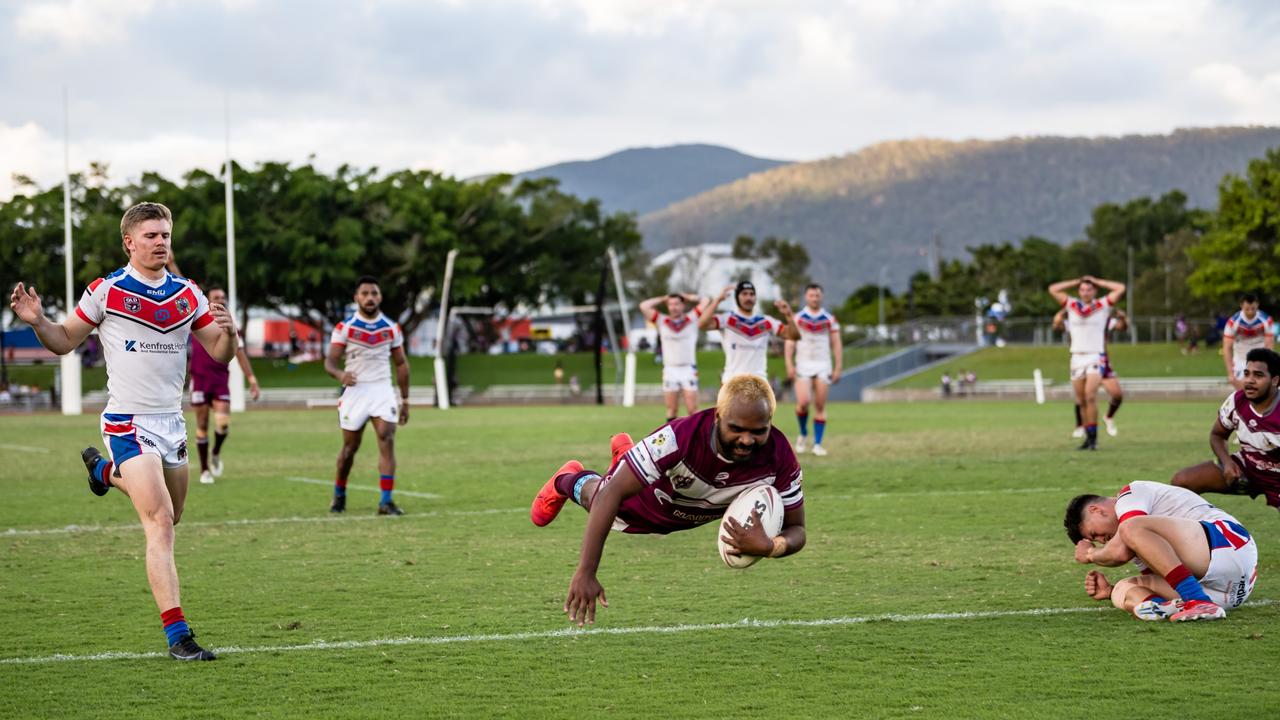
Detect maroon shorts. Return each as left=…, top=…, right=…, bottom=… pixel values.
left=190, top=375, right=231, bottom=406
left=1229, top=453, right=1280, bottom=508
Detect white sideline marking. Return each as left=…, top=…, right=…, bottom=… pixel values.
left=0, top=443, right=51, bottom=454
left=3, top=507, right=525, bottom=537
left=829, top=487, right=1071, bottom=501
left=285, top=476, right=443, bottom=499
left=3, top=600, right=1274, bottom=665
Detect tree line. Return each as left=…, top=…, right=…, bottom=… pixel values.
left=0, top=163, right=648, bottom=336
left=839, top=148, right=1280, bottom=324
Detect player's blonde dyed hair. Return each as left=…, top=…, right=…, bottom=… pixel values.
left=120, top=201, right=173, bottom=255
left=716, top=374, right=776, bottom=417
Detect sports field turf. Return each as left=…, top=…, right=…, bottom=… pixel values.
left=890, top=342, right=1230, bottom=388
left=4, top=346, right=897, bottom=394
left=1, top=400, right=1277, bottom=718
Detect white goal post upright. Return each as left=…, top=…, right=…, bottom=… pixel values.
left=60, top=86, right=81, bottom=416
left=433, top=249, right=459, bottom=409
left=224, top=95, right=246, bottom=413
left=606, top=246, right=636, bottom=408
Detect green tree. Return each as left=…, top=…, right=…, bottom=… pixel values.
left=1188, top=148, right=1280, bottom=303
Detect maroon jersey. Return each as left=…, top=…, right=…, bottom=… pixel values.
left=189, top=334, right=230, bottom=382
left=1219, top=390, right=1280, bottom=504
left=613, top=408, right=803, bottom=534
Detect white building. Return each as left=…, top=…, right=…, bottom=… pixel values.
left=650, top=243, right=781, bottom=304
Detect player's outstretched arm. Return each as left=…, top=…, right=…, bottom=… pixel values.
left=565, top=463, right=644, bottom=626
left=392, top=346, right=410, bottom=425
left=193, top=303, right=239, bottom=363
left=9, top=283, right=93, bottom=355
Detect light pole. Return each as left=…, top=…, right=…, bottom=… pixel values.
left=877, top=264, right=888, bottom=330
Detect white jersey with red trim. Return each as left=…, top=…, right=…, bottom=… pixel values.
left=75, top=265, right=213, bottom=414
left=1114, top=480, right=1238, bottom=526
left=711, top=311, right=784, bottom=379
left=1064, top=296, right=1113, bottom=354
left=330, top=311, right=403, bottom=385
left=1224, top=310, right=1274, bottom=364
left=653, top=309, right=700, bottom=368
left=794, top=308, right=839, bottom=365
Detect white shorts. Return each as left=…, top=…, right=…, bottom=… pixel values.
left=101, top=411, right=189, bottom=469
left=795, top=360, right=833, bottom=382
left=1069, top=353, right=1104, bottom=381
left=1234, top=357, right=1247, bottom=379
left=338, top=383, right=400, bottom=431
left=662, top=365, right=699, bottom=393
left=1199, top=520, right=1259, bottom=610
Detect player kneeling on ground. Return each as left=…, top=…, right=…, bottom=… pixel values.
left=531, top=374, right=806, bottom=626
left=1064, top=480, right=1258, bottom=622
left=1171, top=347, right=1280, bottom=516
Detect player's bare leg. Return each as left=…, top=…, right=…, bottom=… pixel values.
left=1076, top=374, right=1102, bottom=449
left=1111, top=575, right=1182, bottom=620
left=210, top=399, right=231, bottom=478
left=1170, top=461, right=1234, bottom=495
left=811, top=377, right=830, bottom=456
left=663, top=390, right=679, bottom=423
left=1101, top=377, right=1123, bottom=437
left=332, top=427, right=364, bottom=513
left=111, top=454, right=213, bottom=659
left=194, top=403, right=214, bottom=484
left=533, top=432, right=631, bottom=526
left=681, top=388, right=698, bottom=417
left=1116, top=515, right=1223, bottom=621
left=371, top=417, right=402, bottom=515
left=794, top=377, right=812, bottom=453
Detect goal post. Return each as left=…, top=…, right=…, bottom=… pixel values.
left=433, top=249, right=459, bottom=409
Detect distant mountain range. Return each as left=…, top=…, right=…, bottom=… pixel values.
left=513, top=144, right=788, bottom=216
left=636, top=127, right=1280, bottom=299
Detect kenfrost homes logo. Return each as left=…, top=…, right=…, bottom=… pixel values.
left=124, top=339, right=183, bottom=355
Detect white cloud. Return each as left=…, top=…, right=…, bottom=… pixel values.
left=3, top=0, right=1280, bottom=201
left=14, top=0, right=154, bottom=46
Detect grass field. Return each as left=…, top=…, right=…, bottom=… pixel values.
left=4, top=346, right=897, bottom=395
left=889, top=342, right=1231, bottom=388
left=2, top=400, right=1278, bottom=718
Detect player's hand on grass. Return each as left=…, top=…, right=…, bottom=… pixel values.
left=565, top=570, right=607, bottom=626
left=1222, top=457, right=1242, bottom=484
left=9, top=283, right=45, bottom=324
left=1084, top=570, right=1112, bottom=600
left=340, top=371, right=358, bottom=386
left=720, top=510, right=772, bottom=557
left=1074, top=539, right=1095, bottom=564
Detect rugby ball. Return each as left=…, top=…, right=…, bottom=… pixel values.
left=717, top=485, right=784, bottom=569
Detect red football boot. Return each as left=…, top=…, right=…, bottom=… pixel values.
left=610, top=433, right=635, bottom=466
left=1168, top=599, right=1226, bottom=622
left=530, top=460, right=584, bottom=527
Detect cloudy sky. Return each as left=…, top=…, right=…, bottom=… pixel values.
left=2, top=0, right=1279, bottom=200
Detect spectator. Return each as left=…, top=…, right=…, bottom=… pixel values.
left=941, top=371, right=953, bottom=398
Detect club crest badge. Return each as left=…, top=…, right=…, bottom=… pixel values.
left=176, top=297, right=190, bottom=315
left=123, top=296, right=142, bottom=313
